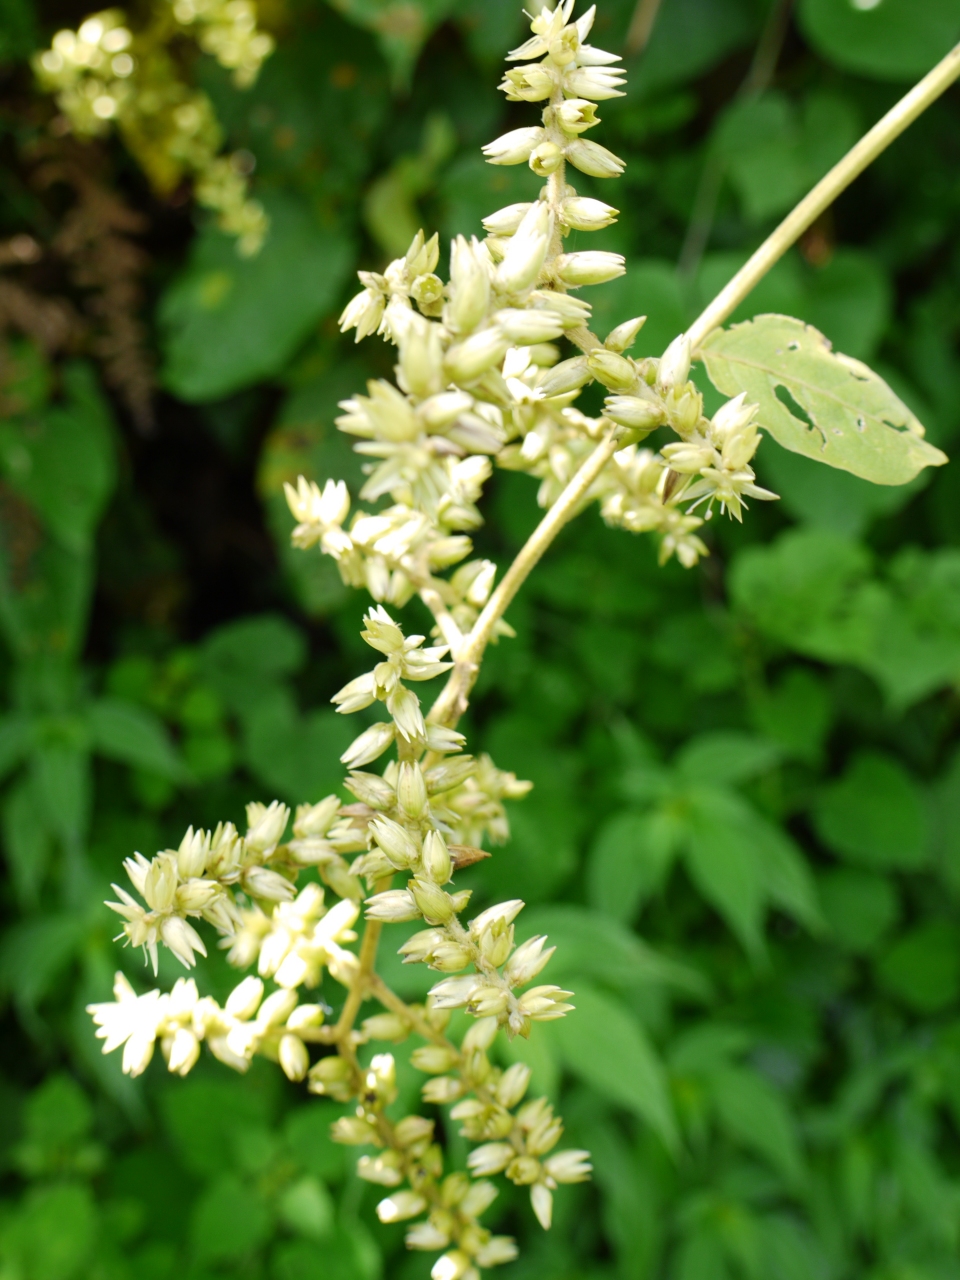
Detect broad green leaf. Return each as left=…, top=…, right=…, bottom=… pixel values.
left=190, top=1175, right=271, bottom=1263
left=878, top=921, right=960, bottom=1014
left=0, top=915, right=87, bottom=1018
left=547, top=982, right=679, bottom=1154
left=0, top=527, right=94, bottom=662
left=161, top=1076, right=274, bottom=1179
left=3, top=775, right=53, bottom=908
left=30, top=743, right=91, bottom=846
left=632, top=0, right=757, bottom=95
left=701, top=315, right=947, bottom=485
left=283, top=1106, right=348, bottom=1183
left=818, top=868, right=899, bottom=953
left=3, top=1181, right=97, bottom=1280
left=710, top=1065, right=805, bottom=1185
left=201, top=613, right=307, bottom=716
left=0, top=362, right=117, bottom=553
left=277, top=1176, right=334, bottom=1241
left=523, top=904, right=710, bottom=1000
left=799, top=0, right=960, bottom=81
left=586, top=809, right=683, bottom=922
left=752, top=814, right=824, bottom=935
left=682, top=788, right=767, bottom=959
left=669, top=1023, right=754, bottom=1074
left=814, top=751, right=929, bottom=871
left=714, top=93, right=808, bottom=222
left=761, top=1215, right=828, bottom=1280
left=244, top=699, right=355, bottom=803
left=86, top=699, right=186, bottom=781
left=675, top=732, right=782, bottom=786
left=751, top=668, right=832, bottom=763
left=326, top=0, right=457, bottom=88
left=0, top=713, right=32, bottom=779
left=160, top=192, right=354, bottom=402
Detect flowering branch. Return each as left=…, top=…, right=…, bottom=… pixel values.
left=86, top=4, right=955, bottom=1277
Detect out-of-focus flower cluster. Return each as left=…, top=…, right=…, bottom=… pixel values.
left=33, top=3, right=272, bottom=254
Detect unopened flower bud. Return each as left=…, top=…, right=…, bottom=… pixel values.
left=243, top=866, right=296, bottom=902
left=554, top=98, right=599, bottom=135
left=561, top=195, right=619, bottom=231
left=658, top=333, right=691, bottom=392
left=555, top=251, right=626, bottom=287
left=529, top=140, right=563, bottom=175
left=444, top=329, right=510, bottom=382
left=587, top=348, right=637, bottom=390
left=537, top=357, right=592, bottom=398
left=605, top=315, right=647, bottom=353
left=410, top=878, right=456, bottom=924
left=494, top=308, right=564, bottom=344
left=604, top=394, right=664, bottom=432
left=279, top=1033, right=309, bottom=1081
left=504, top=935, right=555, bottom=987
left=257, top=988, right=298, bottom=1028
left=496, top=1061, right=532, bottom=1109
left=378, top=1191, right=428, bottom=1223
left=225, top=975, right=264, bottom=1020
left=411, top=1044, right=460, bottom=1073
left=371, top=815, right=420, bottom=869
left=362, top=1012, right=410, bottom=1042
left=394, top=1115, right=435, bottom=1146
left=469, top=899, right=524, bottom=941
left=365, top=889, right=421, bottom=922
left=448, top=236, right=491, bottom=334
left=482, top=126, right=545, bottom=166
left=428, top=940, right=473, bottom=971
left=357, top=1153, right=404, bottom=1186
left=397, top=762, right=429, bottom=819
left=564, top=138, right=625, bottom=179
left=481, top=203, right=532, bottom=236
left=422, top=831, right=452, bottom=884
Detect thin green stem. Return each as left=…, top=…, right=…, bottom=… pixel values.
left=428, top=426, right=622, bottom=728
left=686, top=39, right=960, bottom=352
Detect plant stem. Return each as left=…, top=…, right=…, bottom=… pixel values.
left=335, top=879, right=390, bottom=1049
left=428, top=426, right=622, bottom=727
left=625, top=0, right=663, bottom=57
left=685, top=39, right=960, bottom=352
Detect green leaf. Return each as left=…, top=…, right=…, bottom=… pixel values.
left=814, top=751, right=929, bottom=871
left=0, top=712, right=32, bottom=779
left=799, top=0, right=960, bottom=81
left=586, top=809, right=683, bottom=922
left=244, top=699, right=355, bottom=803
left=522, top=904, right=710, bottom=1000
left=3, top=774, right=54, bottom=908
left=701, top=314, right=947, bottom=485
left=879, top=921, right=960, bottom=1013
left=3, top=1182, right=98, bottom=1280
left=0, top=362, right=117, bottom=553
left=327, top=0, right=457, bottom=88
left=30, top=744, right=91, bottom=845
left=675, top=732, right=782, bottom=786
left=632, top=0, right=757, bottom=95
left=201, top=613, right=307, bottom=714
left=751, top=668, right=832, bottom=764
left=710, top=1064, right=805, bottom=1185
left=547, top=982, right=679, bottom=1154
left=683, top=788, right=767, bottom=959
left=159, top=192, right=354, bottom=402
left=86, top=699, right=187, bottom=781
left=190, top=1174, right=271, bottom=1264
left=277, top=1176, right=334, bottom=1241
left=0, top=915, right=87, bottom=1020
left=819, top=868, right=899, bottom=954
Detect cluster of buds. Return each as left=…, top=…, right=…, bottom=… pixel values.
left=88, top=970, right=327, bottom=1080
left=107, top=801, right=302, bottom=972
left=34, top=3, right=272, bottom=254
left=168, top=0, right=274, bottom=87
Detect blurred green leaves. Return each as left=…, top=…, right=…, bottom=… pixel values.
left=799, top=0, right=960, bottom=81
left=160, top=193, right=354, bottom=401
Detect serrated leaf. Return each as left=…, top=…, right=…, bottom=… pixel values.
left=701, top=314, right=947, bottom=485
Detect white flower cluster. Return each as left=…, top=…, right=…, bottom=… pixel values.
left=290, top=0, right=776, bottom=605
left=33, top=3, right=272, bottom=254
left=88, top=4, right=784, bottom=1274
left=88, top=970, right=328, bottom=1080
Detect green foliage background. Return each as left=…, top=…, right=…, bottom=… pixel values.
left=4, top=0, right=960, bottom=1277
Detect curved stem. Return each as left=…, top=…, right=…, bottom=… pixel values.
left=428, top=426, right=622, bottom=728
left=685, top=39, right=960, bottom=352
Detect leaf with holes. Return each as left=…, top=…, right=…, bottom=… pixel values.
left=700, top=314, right=947, bottom=485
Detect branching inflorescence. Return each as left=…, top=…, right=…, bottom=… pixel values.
left=89, top=2, right=955, bottom=1275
